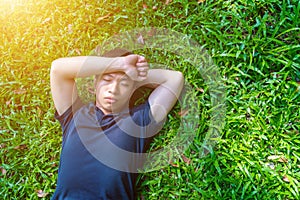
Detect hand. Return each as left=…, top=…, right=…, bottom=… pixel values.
left=123, top=55, right=149, bottom=81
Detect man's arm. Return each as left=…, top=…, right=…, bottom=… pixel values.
left=137, top=69, right=184, bottom=123
left=50, top=55, right=148, bottom=115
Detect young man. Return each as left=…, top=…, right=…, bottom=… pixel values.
left=50, top=49, right=184, bottom=199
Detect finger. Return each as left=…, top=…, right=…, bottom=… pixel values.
left=135, top=77, right=146, bottom=82
left=137, top=67, right=149, bottom=72
left=137, top=55, right=147, bottom=63
left=136, top=62, right=149, bottom=68
left=138, top=71, right=148, bottom=77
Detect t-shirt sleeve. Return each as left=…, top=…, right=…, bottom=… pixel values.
left=131, top=100, right=165, bottom=139
left=54, top=98, right=84, bottom=131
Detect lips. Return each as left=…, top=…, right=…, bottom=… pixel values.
left=104, top=97, right=117, bottom=103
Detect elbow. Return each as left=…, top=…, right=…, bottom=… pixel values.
left=177, top=71, right=184, bottom=82
left=172, top=70, right=183, bottom=81
left=167, top=70, right=184, bottom=83
left=50, top=59, right=59, bottom=74
left=175, top=71, right=184, bottom=97
left=176, top=71, right=184, bottom=88
left=50, top=58, right=64, bottom=76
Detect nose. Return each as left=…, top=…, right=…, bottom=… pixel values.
left=108, top=81, right=119, bottom=94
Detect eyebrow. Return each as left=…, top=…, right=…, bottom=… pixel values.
left=120, top=76, right=130, bottom=81
left=102, top=74, right=114, bottom=78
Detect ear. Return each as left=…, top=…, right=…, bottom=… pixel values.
left=94, top=75, right=99, bottom=88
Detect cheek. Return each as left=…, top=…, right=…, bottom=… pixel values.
left=121, top=85, right=134, bottom=96
left=95, top=82, right=108, bottom=92
left=95, top=85, right=101, bottom=95
left=95, top=86, right=106, bottom=101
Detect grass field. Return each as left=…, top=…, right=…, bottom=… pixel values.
left=0, top=0, right=299, bottom=199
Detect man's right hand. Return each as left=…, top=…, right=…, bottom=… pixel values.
left=122, top=55, right=149, bottom=82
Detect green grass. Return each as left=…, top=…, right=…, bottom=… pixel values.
left=0, top=0, right=299, bottom=199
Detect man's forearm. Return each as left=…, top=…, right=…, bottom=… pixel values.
left=51, top=56, right=123, bottom=79
left=138, top=69, right=183, bottom=92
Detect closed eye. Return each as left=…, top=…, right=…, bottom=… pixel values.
left=103, top=78, right=113, bottom=82
left=102, top=75, right=114, bottom=82
left=120, top=81, right=130, bottom=86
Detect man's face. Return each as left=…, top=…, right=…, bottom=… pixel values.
left=95, top=72, right=135, bottom=114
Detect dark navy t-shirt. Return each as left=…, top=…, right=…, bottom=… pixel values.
left=51, top=99, right=163, bottom=200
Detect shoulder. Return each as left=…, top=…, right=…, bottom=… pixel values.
left=130, top=100, right=165, bottom=127
left=54, top=98, right=85, bottom=126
